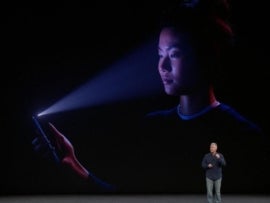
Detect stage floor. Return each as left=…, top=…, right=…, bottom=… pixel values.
left=1, top=195, right=270, bottom=203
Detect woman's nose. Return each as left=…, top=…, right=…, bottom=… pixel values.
left=159, top=56, right=171, bottom=72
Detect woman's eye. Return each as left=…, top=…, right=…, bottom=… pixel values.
left=158, top=53, right=164, bottom=58
left=170, top=51, right=182, bottom=58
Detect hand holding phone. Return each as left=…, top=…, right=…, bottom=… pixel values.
left=32, top=116, right=60, bottom=164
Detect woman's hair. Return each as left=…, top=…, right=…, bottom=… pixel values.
left=159, top=0, right=233, bottom=43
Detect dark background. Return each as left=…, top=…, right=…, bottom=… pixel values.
left=3, top=0, right=270, bottom=195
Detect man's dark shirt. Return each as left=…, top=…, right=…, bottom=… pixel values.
left=201, top=152, right=226, bottom=180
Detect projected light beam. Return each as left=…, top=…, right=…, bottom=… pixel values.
left=38, top=39, right=163, bottom=117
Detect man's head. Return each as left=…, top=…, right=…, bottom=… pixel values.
left=210, top=142, right=218, bottom=153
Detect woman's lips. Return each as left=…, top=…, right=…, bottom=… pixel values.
left=162, top=78, right=173, bottom=85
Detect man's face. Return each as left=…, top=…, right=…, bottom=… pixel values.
left=210, top=143, right=217, bottom=153
left=158, top=27, right=205, bottom=96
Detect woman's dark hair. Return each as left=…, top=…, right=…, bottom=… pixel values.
left=159, top=0, right=233, bottom=42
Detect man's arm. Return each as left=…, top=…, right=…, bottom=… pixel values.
left=201, top=154, right=209, bottom=169
left=216, top=153, right=226, bottom=166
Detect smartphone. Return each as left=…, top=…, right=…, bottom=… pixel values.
left=32, top=116, right=60, bottom=164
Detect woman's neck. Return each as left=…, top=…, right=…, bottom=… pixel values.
left=178, top=86, right=219, bottom=116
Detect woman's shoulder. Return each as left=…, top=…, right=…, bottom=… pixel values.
left=213, top=103, right=263, bottom=134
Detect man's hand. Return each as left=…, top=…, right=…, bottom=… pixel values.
left=208, top=163, right=213, bottom=168
left=215, top=153, right=220, bottom=158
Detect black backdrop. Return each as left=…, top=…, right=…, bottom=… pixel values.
left=3, top=0, right=270, bottom=195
